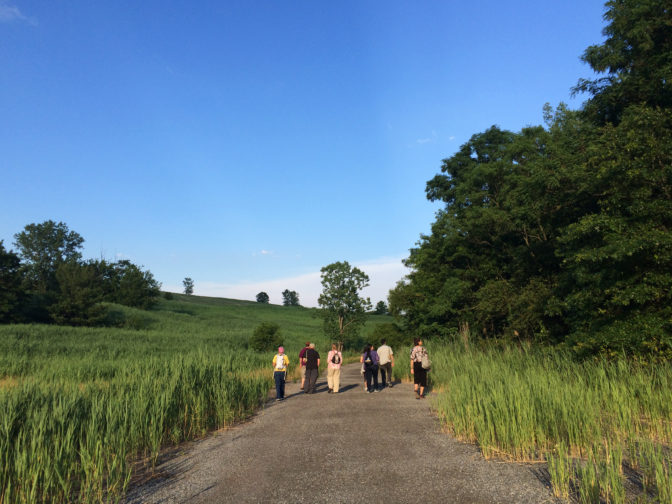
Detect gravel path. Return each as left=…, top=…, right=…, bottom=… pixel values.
left=123, top=363, right=558, bottom=504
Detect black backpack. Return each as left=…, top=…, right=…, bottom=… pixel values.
left=331, top=351, right=341, bottom=364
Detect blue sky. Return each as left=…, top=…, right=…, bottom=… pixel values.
left=1, top=0, right=607, bottom=306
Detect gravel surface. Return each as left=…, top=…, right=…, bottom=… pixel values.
left=123, top=363, right=558, bottom=504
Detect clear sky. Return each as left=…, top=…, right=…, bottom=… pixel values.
left=1, top=0, right=607, bottom=306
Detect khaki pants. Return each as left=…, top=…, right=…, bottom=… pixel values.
left=327, top=367, right=341, bottom=392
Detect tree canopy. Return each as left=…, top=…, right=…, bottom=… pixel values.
left=318, top=261, right=372, bottom=349
left=391, top=0, right=672, bottom=359
left=3, top=221, right=161, bottom=326
left=14, top=220, right=84, bottom=293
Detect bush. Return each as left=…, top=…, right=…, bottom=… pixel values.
left=250, top=322, right=283, bottom=352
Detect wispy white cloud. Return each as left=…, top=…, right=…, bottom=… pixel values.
left=449, top=136, right=456, bottom=141
left=416, top=130, right=438, bottom=145
left=260, top=249, right=273, bottom=255
left=164, top=257, right=410, bottom=307
left=0, top=1, right=36, bottom=24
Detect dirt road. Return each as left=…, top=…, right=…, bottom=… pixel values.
left=124, top=363, right=557, bottom=503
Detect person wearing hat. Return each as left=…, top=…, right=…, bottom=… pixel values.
left=272, top=346, right=289, bottom=401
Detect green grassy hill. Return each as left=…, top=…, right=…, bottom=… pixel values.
left=0, top=293, right=392, bottom=379
left=0, top=294, right=393, bottom=503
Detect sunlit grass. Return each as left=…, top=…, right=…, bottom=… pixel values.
left=405, top=340, right=672, bottom=503
left=0, top=294, right=391, bottom=503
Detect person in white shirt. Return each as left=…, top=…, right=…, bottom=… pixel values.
left=272, top=346, right=289, bottom=401
left=376, top=339, right=394, bottom=388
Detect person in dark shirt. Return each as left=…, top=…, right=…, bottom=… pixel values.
left=360, top=343, right=380, bottom=393
left=298, top=342, right=310, bottom=391
left=302, top=343, right=320, bottom=394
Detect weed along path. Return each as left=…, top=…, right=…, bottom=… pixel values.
left=124, top=363, right=556, bottom=504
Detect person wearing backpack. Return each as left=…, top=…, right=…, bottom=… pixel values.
left=272, top=346, right=289, bottom=401
left=410, top=338, right=429, bottom=399
left=360, top=343, right=379, bottom=393
left=326, top=343, right=343, bottom=394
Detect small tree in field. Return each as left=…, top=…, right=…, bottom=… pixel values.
left=256, top=291, right=270, bottom=304
left=282, top=289, right=300, bottom=306
left=318, top=261, right=372, bottom=349
left=250, top=322, right=283, bottom=352
left=374, top=301, right=388, bottom=315
left=183, top=277, right=194, bottom=295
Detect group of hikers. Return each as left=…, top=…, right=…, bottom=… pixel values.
left=271, top=337, right=430, bottom=401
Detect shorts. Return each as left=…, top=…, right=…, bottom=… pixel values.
left=300, top=366, right=306, bottom=379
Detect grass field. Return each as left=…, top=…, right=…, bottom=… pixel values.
left=4, top=294, right=670, bottom=503
left=0, top=294, right=390, bottom=503
left=398, top=341, right=672, bottom=504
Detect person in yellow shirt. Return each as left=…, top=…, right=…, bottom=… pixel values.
left=272, top=346, right=289, bottom=401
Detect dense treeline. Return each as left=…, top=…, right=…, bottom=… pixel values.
left=390, top=0, right=672, bottom=359
left=0, top=220, right=160, bottom=326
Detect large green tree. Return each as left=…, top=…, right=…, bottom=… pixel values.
left=13, top=220, right=84, bottom=293
left=318, top=261, right=371, bottom=348
left=392, top=0, right=672, bottom=357
left=557, top=105, right=672, bottom=356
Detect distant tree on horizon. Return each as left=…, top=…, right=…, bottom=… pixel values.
left=183, top=277, right=194, bottom=295
left=256, top=291, right=270, bottom=304
left=374, top=300, right=388, bottom=315
left=281, top=289, right=300, bottom=306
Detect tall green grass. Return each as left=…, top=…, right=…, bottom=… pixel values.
left=0, top=353, right=270, bottom=503
left=0, top=294, right=391, bottom=503
left=411, top=340, right=672, bottom=503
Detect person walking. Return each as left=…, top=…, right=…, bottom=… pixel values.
left=360, top=343, right=379, bottom=393
left=298, top=342, right=310, bottom=392
left=410, top=338, right=429, bottom=399
left=326, top=343, right=342, bottom=394
left=302, top=343, right=320, bottom=394
left=377, top=338, right=394, bottom=388
left=272, top=346, right=289, bottom=401
left=361, top=360, right=367, bottom=392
